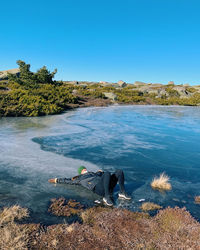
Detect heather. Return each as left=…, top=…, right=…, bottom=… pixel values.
left=1, top=204, right=200, bottom=249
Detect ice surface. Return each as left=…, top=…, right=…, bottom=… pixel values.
left=1, top=105, right=200, bottom=223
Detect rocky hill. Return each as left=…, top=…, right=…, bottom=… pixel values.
left=65, top=79, right=200, bottom=100
left=0, top=68, right=20, bottom=80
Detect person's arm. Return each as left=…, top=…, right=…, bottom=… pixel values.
left=48, top=176, right=80, bottom=184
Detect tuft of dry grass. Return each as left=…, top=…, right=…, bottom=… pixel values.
left=151, top=172, right=172, bottom=190
left=194, top=196, right=200, bottom=204
left=0, top=205, right=29, bottom=225
left=0, top=205, right=30, bottom=250
left=48, top=198, right=84, bottom=217
left=141, top=202, right=162, bottom=211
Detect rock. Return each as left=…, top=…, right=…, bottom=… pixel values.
left=80, top=84, right=87, bottom=89
left=137, top=86, right=151, bottom=93
left=157, top=89, right=168, bottom=98
left=117, top=80, right=127, bottom=88
left=168, top=81, right=174, bottom=85
left=0, top=68, right=20, bottom=80
left=103, top=92, right=117, bottom=101
left=99, top=81, right=114, bottom=87
left=173, top=86, right=190, bottom=98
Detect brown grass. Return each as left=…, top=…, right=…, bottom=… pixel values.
left=0, top=205, right=30, bottom=250
left=33, top=206, right=200, bottom=249
left=1, top=203, right=200, bottom=249
left=151, top=172, right=172, bottom=190
left=48, top=197, right=84, bottom=217
left=141, top=202, right=162, bottom=211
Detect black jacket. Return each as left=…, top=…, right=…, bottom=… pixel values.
left=57, top=171, right=104, bottom=191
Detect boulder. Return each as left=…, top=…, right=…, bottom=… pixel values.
left=136, top=86, right=151, bottom=93
left=103, top=92, right=117, bottom=101
left=80, top=84, right=87, bottom=89
left=117, top=80, right=127, bottom=88
left=157, top=89, right=169, bottom=98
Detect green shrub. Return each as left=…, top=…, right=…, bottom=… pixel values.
left=0, top=82, right=78, bottom=117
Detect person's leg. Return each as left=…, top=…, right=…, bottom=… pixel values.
left=96, top=170, right=125, bottom=195
left=111, top=169, right=131, bottom=200
left=94, top=172, right=113, bottom=206
left=111, top=169, right=125, bottom=193
left=94, top=171, right=111, bottom=197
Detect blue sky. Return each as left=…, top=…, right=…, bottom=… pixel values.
left=0, top=0, right=200, bottom=85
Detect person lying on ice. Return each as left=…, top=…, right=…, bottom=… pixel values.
left=48, top=166, right=131, bottom=206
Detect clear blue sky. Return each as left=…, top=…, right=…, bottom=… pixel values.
left=1, top=0, right=200, bottom=85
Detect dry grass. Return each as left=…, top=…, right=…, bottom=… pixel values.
left=194, top=196, right=200, bottom=204
left=151, top=172, right=172, bottom=190
left=81, top=206, right=111, bottom=225
left=0, top=205, right=29, bottom=225
left=1, top=203, right=200, bottom=249
left=34, top=206, right=200, bottom=249
left=0, top=205, right=29, bottom=250
left=141, top=202, right=162, bottom=211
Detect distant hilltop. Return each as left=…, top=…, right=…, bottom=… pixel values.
left=0, top=68, right=20, bottom=80
left=64, top=79, right=200, bottom=99
left=64, top=79, right=194, bottom=88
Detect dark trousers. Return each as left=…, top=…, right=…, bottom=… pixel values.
left=94, top=170, right=125, bottom=198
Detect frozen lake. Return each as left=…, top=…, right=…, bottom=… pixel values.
left=1, top=105, right=200, bottom=223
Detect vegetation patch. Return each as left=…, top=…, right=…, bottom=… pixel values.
left=140, top=202, right=162, bottom=211
left=194, top=196, right=200, bottom=204
left=0, top=205, right=30, bottom=250
left=48, top=198, right=85, bottom=217
left=151, top=172, right=172, bottom=191
left=1, top=204, right=200, bottom=249
left=2, top=60, right=200, bottom=117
